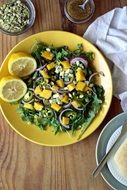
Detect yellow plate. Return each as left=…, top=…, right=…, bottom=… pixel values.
left=0, top=31, right=113, bottom=146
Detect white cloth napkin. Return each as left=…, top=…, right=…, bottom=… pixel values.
left=83, top=6, right=127, bottom=112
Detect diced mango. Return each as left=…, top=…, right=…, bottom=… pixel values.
left=62, top=116, right=70, bottom=125
left=24, top=103, right=34, bottom=110
left=51, top=103, right=61, bottom=112
left=76, top=68, right=85, bottom=81
left=34, top=102, right=44, bottom=111
left=61, top=94, right=69, bottom=103
left=41, top=51, right=53, bottom=60
left=61, top=61, right=71, bottom=70
left=71, top=101, right=81, bottom=108
left=47, top=62, right=55, bottom=70
left=34, top=86, right=42, bottom=95
left=39, top=89, right=52, bottom=99
left=40, top=69, right=50, bottom=79
left=56, top=79, right=64, bottom=88
left=75, top=82, right=86, bottom=91
left=67, top=83, right=75, bottom=91
left=51, top=85, right=59, bottom=92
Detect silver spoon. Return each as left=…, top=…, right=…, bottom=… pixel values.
left=92, top=119, right=127, bottom=178
left=78, top=0, right=90, bottom=10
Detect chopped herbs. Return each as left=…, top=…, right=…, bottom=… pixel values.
left=0, top=0, right=30, bottom=33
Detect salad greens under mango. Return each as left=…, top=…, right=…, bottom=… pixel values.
left=17, top=42, right=105, bottom=139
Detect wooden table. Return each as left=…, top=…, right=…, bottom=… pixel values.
left=0, top=0, right=124, bottom=189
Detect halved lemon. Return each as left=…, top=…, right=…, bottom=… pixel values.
left=0, top=76, right=27, bottom=102
left=8, top=52, right=37, bottom=77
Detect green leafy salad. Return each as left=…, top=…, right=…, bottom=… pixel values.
left=17, top=42, right=105, bottom=139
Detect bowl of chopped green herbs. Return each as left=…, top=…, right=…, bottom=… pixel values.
left=0, top=31, right=113, bottom=146
left=0, top=0, right=36, bottom=35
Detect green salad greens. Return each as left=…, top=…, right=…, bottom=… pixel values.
left=17, top=42, right=105, bottom=139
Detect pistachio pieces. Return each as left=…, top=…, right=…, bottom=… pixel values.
left=0, top=0, right=30, bottom=33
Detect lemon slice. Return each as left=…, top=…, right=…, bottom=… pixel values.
left=8, top=52, right=37, bottom=77
left=0, top=76, right=27, bottom=102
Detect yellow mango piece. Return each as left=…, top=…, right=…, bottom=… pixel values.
left=40, top=69, right=50, bottom=79
left=34, top=86, right=42, bottom=95
left=62, top=116, right=70, bottom=125
left=51, top=103, right=61, bottom=112
left=41, top=51, right=53, bottom=60
left=61, top=61, right=70, bottom=70
left=67, top=83, right=75, bottom=91
left=76, top=82, right=86, bottom=91
left=61, top=94, right=69, bottom=103
left=71, top=100, right=81, bottom=108
left=47, top=62, right=55, bottom=70
left=76, top=68, right=85, bottom=81
left=34, top=102, right=44, bottom=111
left=39, top=89, right=52, bottom=99
left=56, top=79, right=64, bottom=88
left=24, top=103, right=34, bottom=110
left=51, top=85, right=59, bottom=92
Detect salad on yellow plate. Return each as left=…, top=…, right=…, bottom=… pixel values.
left=0, top=31, right=112, bottom=146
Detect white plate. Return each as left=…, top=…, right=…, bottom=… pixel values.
left=96, top=112, right=127, bottom=190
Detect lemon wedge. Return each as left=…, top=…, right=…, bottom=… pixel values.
left=0, top=76, right=27, bottom=102
left=8, top=52, right=37, bottom=77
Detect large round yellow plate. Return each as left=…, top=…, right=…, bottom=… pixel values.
left=0, top=31, right=113, bottom=146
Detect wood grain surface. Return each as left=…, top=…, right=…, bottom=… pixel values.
left=0, top=0, right=125, bottom=190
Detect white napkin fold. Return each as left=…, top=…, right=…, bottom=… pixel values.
left=83, top=6, right=127, bottom=112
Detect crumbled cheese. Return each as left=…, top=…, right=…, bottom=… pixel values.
left=46, top=48, right=51, bottom=52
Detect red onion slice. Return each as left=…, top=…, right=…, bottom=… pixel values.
left=57, top=89, right=69, bottom=94
left=73, top=106, right=83, bottom=111
left=89, top=71, right=105, bottom=83
left=63, top=102, right=71, bottom=108
left=70, top=57, right=88, bottom=67
left=34, top=94, right=43, bottom=101
left=36, top=64, right=47, bottom=71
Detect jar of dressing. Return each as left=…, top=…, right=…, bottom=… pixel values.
left=64, top=0, right=95, bottom=24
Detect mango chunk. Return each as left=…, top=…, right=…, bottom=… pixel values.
left=34, top=86, right=42, bottom=95
left=61, top=94, right=69, bottom=104
left=24, top=103, right=34, bottom=110
left=40, top=69, right=50, bottom=79
left=51, top=103, right=61, bottom=112
left=71, top=100, right=81, bottom=109
left=67, top=83, right=75, bottom=91
left=41, top=51, right=53, bottom=60
left=47, top=62, right=55, bottom=70
left=61, top=61, right=71, bottom=70
left=62, top=116, right=69, bottom=125
left=39, top=89, right=52, bottom=99
left=56, top=79, right=64, bottom=88
left=76, top=82, right=86, bottom=91
left=34, top=102, right=44, bottom=111
left=76, top=68, right=85, bottom=81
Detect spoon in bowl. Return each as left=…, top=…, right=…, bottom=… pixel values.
left=78, top=0, right=90, bottom=10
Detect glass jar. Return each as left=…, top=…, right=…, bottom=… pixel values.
left=64, top=0, right=95, bottom=24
